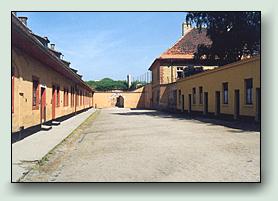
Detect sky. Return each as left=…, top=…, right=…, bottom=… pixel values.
left=18, top=12, right=186, bottom=81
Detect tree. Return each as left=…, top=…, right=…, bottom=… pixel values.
left=86, top=78, right=128, bottom=91
left=185, top=12, right=260, bottom=65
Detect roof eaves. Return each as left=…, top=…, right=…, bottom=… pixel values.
left=12, top=15, right=93, bottom=92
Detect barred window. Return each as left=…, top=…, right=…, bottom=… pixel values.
left=192, top=88, right=196, bottom=104
left=245, top=79, right=253, bottom=104
left=32, top=78, right=39, bottom=109
left=223, top=82, right=228, bottom=104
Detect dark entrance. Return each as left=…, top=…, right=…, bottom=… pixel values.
left=52, top=85, right=56, bottom=119
left=40, top=87, right=46, bottom=124
left=116, top=96, right=124, bottom=108
left=188, top=94, right=192, bottom=114
left=256, top=88, right=261, bottom=122
left=234, top=89, right=240, bottom=120
left=215, top=91, right=220, bottom=116
left=203, top=92, right=208, bottom=115
left=181, top=95, right=184, bottom=112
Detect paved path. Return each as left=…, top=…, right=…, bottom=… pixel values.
left=12, top=108, right=96, bottom=182
left=21, top=108, right=260, bottom=182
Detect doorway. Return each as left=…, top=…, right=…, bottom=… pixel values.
left=256, top=88, right=261, bottom=122
left=52, top=85, right=56, bottom=119
left=234, top=90, right=240, bottom=120
left=215, top=91, right=220, bottom=116
left=203, top=92, right=208, bottom=115
left=116, top=96, right=124, bottom=108
left=181, top=95, right=184, bottom=112
left=188, top=94, right=192, bottom=114
left=40, top=87, right=46, bottom=124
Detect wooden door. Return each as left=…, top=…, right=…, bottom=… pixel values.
left=181, top=95, right=184, bottom=112
left=52, top=86, right=56, bottom=119
left=188, top=94, right=192, bottom=114
left=41, top=87, right=46, bottom=123
left=204, top=92, right=208, bottom=115
left=234, top=90, right=240, bottom=119
left=215, top=91, right=220, bottom=116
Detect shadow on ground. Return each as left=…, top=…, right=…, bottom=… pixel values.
left=112, top=109, right=260, bottom=132
left=12, top=108, right=91, bottom=144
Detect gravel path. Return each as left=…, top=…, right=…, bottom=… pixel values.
left=21, top=108, right=260, bottom=182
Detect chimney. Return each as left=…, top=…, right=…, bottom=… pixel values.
left=182, top=22, right=192, bottom=36
left=50, top=43, right=55, bottom=50
left=18, top=16, right=28, bottom=26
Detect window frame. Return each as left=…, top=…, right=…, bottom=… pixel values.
left=192, top=87, right=196, bottom=104
left=223, top=82, right=229, bottom=104
left=32, top=76, right=40, bottom=110
left=245, top=78, right=253, bottom=105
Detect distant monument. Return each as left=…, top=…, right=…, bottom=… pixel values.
left=127, top=74, right=132, bottom=88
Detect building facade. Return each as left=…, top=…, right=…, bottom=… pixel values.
left=93, top=84, right=152, bottom=109
left=149, top=24, right=217, bottom=110
left=176, top=56, right=260, bottom=121
left=12, top=14, right=94, bottom=133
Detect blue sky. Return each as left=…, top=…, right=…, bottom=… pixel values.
left=18, top=12, right=186, bottom=81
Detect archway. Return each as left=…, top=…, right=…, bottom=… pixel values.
left=116, top=96, right=124, bottom=108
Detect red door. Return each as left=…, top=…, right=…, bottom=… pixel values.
left=41, top=87, right=46, bottom=123
left=52, top=86, right=56, bottom=119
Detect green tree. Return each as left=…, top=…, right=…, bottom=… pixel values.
left=185, top=11, right=260, bottom=65
left=86, top=78, right=128, bottom=91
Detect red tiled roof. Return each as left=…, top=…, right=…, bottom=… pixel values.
left=149, top=28, right=212, bottom=70
left=160, top=28, right=212, bottom=59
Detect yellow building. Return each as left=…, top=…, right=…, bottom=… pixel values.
left=93, top=84, right=152, bottom=109
left=149, top=24, right=217, bottom=110
left=12, top=14, right=94, bottom=134
left=176, top=56, right=260, bottom=121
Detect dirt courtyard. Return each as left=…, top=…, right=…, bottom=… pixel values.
left=21, top=108, right=260, bottom=182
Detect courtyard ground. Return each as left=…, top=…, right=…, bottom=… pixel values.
left=20, top=108, right=260, bottom=182
left=12, top=108, right=96, bottom=182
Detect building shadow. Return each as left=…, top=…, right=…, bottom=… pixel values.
left=112, top=109, right=260, bottom=132
left=12, top=107, right=92, bottom=144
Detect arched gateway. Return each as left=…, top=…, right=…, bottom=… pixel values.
left=116, top=95, right=124, bottom=108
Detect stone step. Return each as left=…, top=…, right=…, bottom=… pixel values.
left=52, top=120, right=61, bottom=126
left=41, top=124, right=52, bottom=131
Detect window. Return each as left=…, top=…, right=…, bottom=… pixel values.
left=199, top=86, right=203, bottom=104
left=177, top=71, right=183, bottom=79
left=223, top=82, right=228, bottom=104
left=56, top=86, right=60, bottom=107
left=192, top=88, right=196, bottom=104
left=245, top=78, right=253, bottom=104
left=32, top=77, right=39, bottom=110
left=64, top=88, right=69, bottom=107
left=178, top=90, right=181, bottom=105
